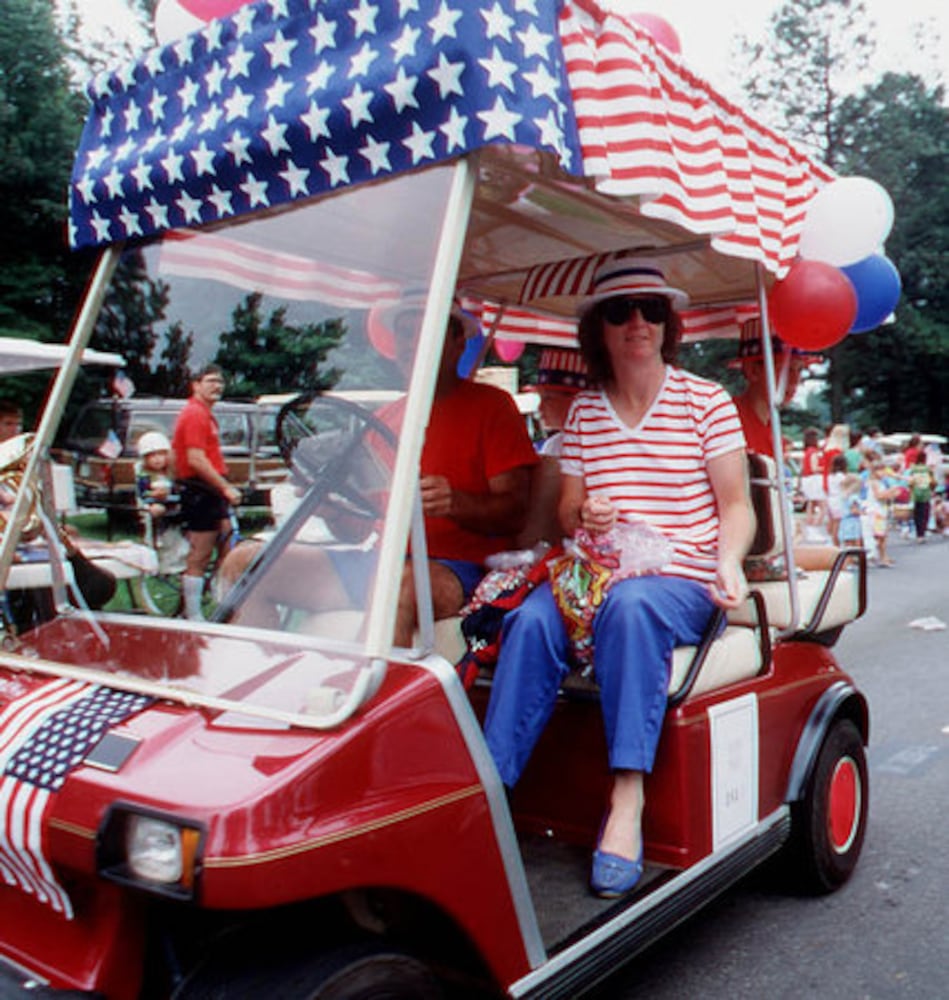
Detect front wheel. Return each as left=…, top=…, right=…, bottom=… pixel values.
left=787, top=717, right=869, bottom=893
left=175, top=943, right=443, bottom=1000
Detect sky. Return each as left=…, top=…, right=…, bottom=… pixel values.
left=68, top=0, right=947, bottom=102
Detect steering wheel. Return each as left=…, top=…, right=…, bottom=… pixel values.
left=275, top=391, right=399, bottom=524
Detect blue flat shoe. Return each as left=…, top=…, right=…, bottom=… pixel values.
left=590, top=846, right=644, bottom=899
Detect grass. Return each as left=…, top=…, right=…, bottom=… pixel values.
left=63, top=507, right=272, bottom=614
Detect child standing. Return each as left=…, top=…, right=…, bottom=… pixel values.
left=838, top=477, right=864, bottom=549
left=825, top=452, right=854, bottom=546
left=801, top=426, right=829, bottom=543
left=865, top=458, right=900, bottom=566
left=906, top=447, right=936, bottom=542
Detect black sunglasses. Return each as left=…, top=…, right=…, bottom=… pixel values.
left=600, top=295, right=670, bottom=326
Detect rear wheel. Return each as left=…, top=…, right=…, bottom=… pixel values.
left=788, top=717, right=868, bottom=893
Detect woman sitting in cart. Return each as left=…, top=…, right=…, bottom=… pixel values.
left=484, top=256, right=754, bottom=899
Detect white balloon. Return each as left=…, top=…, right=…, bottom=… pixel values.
left=798, top=177, right=895, bottom=267
left=154, top=0, right=205, bottom=45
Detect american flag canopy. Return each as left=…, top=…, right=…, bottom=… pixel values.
left=70, top=0, right=833, bottom=282
left=70, top=0, right=581, bottom=250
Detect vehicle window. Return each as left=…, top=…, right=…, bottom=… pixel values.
left=127, top=412, right=179, bottom=455
left=66, top=403, right=116, bottom=453
left=217, top=412, right=251, bottom=452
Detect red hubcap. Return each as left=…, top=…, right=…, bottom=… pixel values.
left=828, top=756, right=860, bottom=852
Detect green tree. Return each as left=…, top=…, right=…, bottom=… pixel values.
left=828, top=74, right=949, bottom=434
left=0, top=0, right=88, bottom=349
left=91, top=251, right=170, bottom=394
left=55, top=0, right=154, bottom=83
left=738, top=0, right=874, bottom=164
left=215, top=293, right=344, bottom=397
left=153, top=320, right=195, bottom=398
left=735, top=0, right=949, bottom=430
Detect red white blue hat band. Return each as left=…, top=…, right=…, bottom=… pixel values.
left=579, top=258, right=689, bottom=314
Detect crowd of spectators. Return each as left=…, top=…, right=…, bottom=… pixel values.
left=793, top=426, right=946, bottom=564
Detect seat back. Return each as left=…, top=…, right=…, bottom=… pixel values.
left=516, top=455, right=563, bottom=550
left=746, top=452, right=784, bottom=559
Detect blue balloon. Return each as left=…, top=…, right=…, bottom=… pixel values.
left=841, top=254, right=902, bottom=334
left=457, top=331, right=485, bottom=378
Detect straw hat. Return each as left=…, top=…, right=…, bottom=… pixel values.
left=367, top=295, right=478, bottom=360
left=578, top=256, right=688, bottom=315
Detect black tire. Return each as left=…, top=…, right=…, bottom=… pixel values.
left=787, top=717, right=868, bottom=894
left=176, top=942, right=443, bottom=1000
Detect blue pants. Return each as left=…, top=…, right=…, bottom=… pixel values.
left=484, top=576, right=716, bottom=786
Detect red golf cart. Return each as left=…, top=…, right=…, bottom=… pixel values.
left=0, top=1, right=868, bottom=996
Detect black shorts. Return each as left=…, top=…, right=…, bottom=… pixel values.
left=179, top=479, right=229, bottom=532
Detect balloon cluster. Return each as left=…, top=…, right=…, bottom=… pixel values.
left=768, top=177, right=901, bottom=350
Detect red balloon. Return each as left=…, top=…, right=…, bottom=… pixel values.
left=629, top=13, right=682, bottom=54
left=767, top=260, right=857, bottom=351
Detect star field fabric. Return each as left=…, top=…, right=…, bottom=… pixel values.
left=70, top=0, right=581, bottom=250
left=0, top=679, right=151, bottom=918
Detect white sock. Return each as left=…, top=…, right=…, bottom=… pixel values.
left=182, top=575, right=205, bottom=620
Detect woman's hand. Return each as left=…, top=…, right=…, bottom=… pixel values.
left=580, top=495, right=617, bottom=535
left=708, top=553, right=747, bottom=610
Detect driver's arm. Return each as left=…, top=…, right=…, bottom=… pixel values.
left=419, top=466, right=532, bottom=536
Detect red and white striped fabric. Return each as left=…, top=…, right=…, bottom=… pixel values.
left=159, top=231, right=403, bottom=308
left=558, top=1, right=834, bottom=279
left=561, top=369, right=745, bottom=584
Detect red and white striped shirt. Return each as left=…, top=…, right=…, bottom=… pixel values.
left=561, top=367, right=746, bottom=584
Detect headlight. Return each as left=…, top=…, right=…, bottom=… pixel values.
left=127, top=815, right=185, bottom=883
left=97, top=804, right=204, bottom=900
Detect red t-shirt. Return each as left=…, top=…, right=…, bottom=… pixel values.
left=822, top=448, right=841, bottom=489
left=172, top=397, right=226, bottom=479
left=421, top=380, right=538, bottom=564
left=802, top=445, right=823, bottom=477
left=734, top=393, right=774, bottom=457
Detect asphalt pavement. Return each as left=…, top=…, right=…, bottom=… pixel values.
left=595, top=526, right=949, bottom=1000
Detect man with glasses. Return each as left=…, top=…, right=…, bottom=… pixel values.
left=172, top=363, right=241, bottom=620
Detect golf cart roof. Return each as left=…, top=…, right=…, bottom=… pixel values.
left=69, top=0, right=832, bottom=335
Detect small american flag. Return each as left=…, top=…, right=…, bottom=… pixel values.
left=111, top=369, right=136, bottom=399
left=0, top=679, right=151, bottom=919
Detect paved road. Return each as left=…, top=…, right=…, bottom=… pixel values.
left=595, top=529, right=949, bottom=1000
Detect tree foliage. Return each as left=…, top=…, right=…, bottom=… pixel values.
left=738, top=0, right=874, bottom=164
left=91, top=252, right=178, bottom=396
left=738, top=0, right=949, bottom=436
left=828, top=74, right=949, bottom=434
left=214, top=293, right=344, bottom=398
left=0, top=0, right=88, bottom=350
